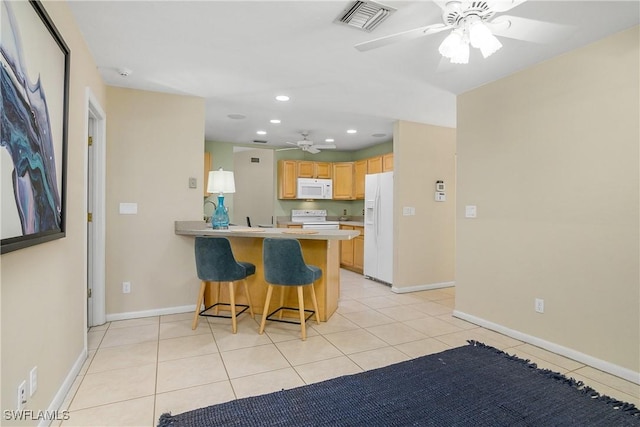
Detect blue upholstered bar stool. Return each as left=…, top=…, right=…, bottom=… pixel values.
left=259, top=238, right=321, bottom=340
left=192, top=237, right=255, bottom=333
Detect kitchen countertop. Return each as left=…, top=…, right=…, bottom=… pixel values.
left=175, top=221, right=360, bottom=240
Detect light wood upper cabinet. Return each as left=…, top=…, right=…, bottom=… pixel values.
left=277, top=160, right=297, bottom=199
left=314, top=162, right=332, bottom=179
left=298, top=161, right=331, bottom=179
left=204, top=151, right=212, bottom=196
left=354, top=160, right=367, bottom=200
left=297, top=161, right=314, bottom=178
left=332, top=162, right=354, bottom=200
left=367, top=156, right=383, bottom=174
left=383, top=153, right=394, bottom=171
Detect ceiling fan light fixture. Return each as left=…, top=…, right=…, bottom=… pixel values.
left=449, top=41, right=469, bottom=64
left=438, top=29, right=464, bottom=58
left=479, top=33, right=502, bottom=58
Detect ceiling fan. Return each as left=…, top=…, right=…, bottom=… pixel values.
left=277, top=132, right=337, bottom=154
left=355, top=0, right=570, bottom=64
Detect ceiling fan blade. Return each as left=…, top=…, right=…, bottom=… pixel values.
left=276, top=147, right=300, bottom=152
left=285, top=141, right=297, bottom=146
left=313, top=144, right=336, bottom=150
left=489, top=15, right=573, bottom=44
left=488, top=0, right=528, bottom=13
left=307, top=147, right=321, bottom=154
left=355, top=23, right=451, bottom=52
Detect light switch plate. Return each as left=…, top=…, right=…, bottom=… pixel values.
left=119, top=203, right=138, bottom=215
left=188, top=177, right=197, bottom=188
left=465, top=205, right=477, bottom=218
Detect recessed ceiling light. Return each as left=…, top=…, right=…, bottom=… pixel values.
left=372, top=133, right=386, bottom=137
left=347, top=129, right=357, bottom=134
left=270, top=119, right=281, bottom=124
left=227, top=114, right=246, bottom=120
left=275, top=95, right=290, bottom=102
left=325, top=138, right=334, bottom=143
left=256, top=130, right=267, bottom=135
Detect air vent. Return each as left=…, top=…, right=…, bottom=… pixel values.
left=334, top=1, right=396, bottom=32
left=252, top=140, right=268, bottom=144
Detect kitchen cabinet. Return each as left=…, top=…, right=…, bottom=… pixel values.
left=353, top=226, right=364, bottom=272
left=354, top=160, right=367, bottom=200
left=340, top=225, right=364, bottom=274
left=332, top=162, right=354, bottom=200
left=340, top=225, right=354, bottom=268
left=367, top=156, right=383, bottom=174
left=277, top=160, right=297, bottom=199
left=383, top=153, right=394, bottom=171
left=204, top=152, right=212, bottom=196
left=298, top=161, right=332, bottom=179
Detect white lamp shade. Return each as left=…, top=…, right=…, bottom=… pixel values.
left=469, top=20, right=502, bottom=58
left=450, top=41, right=469, bottom=64
left=438, top=30, right=464, bottom=58
left=207, top=170, right=236, bottom=194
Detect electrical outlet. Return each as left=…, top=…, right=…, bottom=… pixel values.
left=30, top=367, right=38, bottom=396
left=535, top=298, right=544, bottom=313
left=17, top=380, right=26, bottom=410
left=122, top=281, right=131, bottom=294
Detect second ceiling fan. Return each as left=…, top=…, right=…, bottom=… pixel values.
left=278, top=132, right=337, bottom=154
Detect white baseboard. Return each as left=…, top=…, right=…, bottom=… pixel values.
left=391, top=281, right=455, bottom=294
left=41, top=348, right=87, bottom=427
left=105, top=304, right=196, bottom=322
left=453, top=310, right=640, bottom=385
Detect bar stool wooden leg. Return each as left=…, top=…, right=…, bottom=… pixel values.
left=229, top=281, right=237, bottom=334
left=215, top=281, right=221, bottom=316
left=297, top=286, right=306, bottom=340
left=278, top=286, right=285, bottom=320
left=259, top=285, right=274, bottom=334
left=192, top=281, right=206, bottom=330
left=309, top=283, right=320, bottom=325
left=243, top=279, right=254, bottom=318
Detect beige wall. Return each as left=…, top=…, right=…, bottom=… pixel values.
left=1, top=0, right=106, bottom=418
left=233, top=148, right=275, bottom=226
left=456, top=27, right=639, bottom=375
left=393, top=121, right=456, bottom=291
left=105, top=88, right=205, bottom=317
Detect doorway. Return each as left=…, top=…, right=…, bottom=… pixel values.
left=86, top=89, right=106, bottom=328
left=233, top=147, right=275, bottom=226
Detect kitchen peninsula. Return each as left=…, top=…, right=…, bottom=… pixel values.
left=175, top=221, right=360, bottom=321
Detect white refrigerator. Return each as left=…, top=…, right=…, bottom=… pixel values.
left=364, top=172, right=393, bottom=285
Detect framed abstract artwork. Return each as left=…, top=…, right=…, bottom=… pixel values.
left=1, top=0, right=70, bottom=254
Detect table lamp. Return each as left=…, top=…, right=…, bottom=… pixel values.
left=207, top=168, right=235, bottom=229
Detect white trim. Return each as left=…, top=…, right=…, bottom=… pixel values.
left=391, top=281, right=455, bottom=294
left=39, top=349, right=87, bottom=427
left=106, top=305, right=196, bottom=322
left=85, top=87, right=107, bottom=328
left=453, top=310, right=640, bottom=385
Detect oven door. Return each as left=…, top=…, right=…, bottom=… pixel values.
left=302, top=222, right=340, bottom=230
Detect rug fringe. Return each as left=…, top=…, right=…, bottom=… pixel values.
left=467, top=340, right=640, bottom=418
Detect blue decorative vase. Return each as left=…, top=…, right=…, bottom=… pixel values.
left=212, top=194, right=229, bottom=229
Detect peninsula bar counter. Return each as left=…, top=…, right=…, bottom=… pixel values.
left=175, top=221, right=360, bottom=321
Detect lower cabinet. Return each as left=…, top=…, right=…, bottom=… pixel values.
left=340, top=225, right=364, bottom=274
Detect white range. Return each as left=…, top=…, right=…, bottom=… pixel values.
left=291, top=209, right=340, bottom=230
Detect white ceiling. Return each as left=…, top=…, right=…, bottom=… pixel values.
left=68, top=0, right=639, bottom=151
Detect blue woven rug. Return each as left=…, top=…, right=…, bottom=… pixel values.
left=158, top=341, right=639, bottom=426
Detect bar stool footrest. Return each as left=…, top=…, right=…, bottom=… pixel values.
left=266, top=306, right=315, bottom=325
left=199, top=303, right=249, bottom=319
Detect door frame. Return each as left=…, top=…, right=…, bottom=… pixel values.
left=85, top=88, right=106, bottom=331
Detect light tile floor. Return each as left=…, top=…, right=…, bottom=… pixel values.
left=59, top=269, right=639, bottom=426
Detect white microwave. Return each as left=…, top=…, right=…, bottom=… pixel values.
left=297, top=178, right=332, bottom=199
